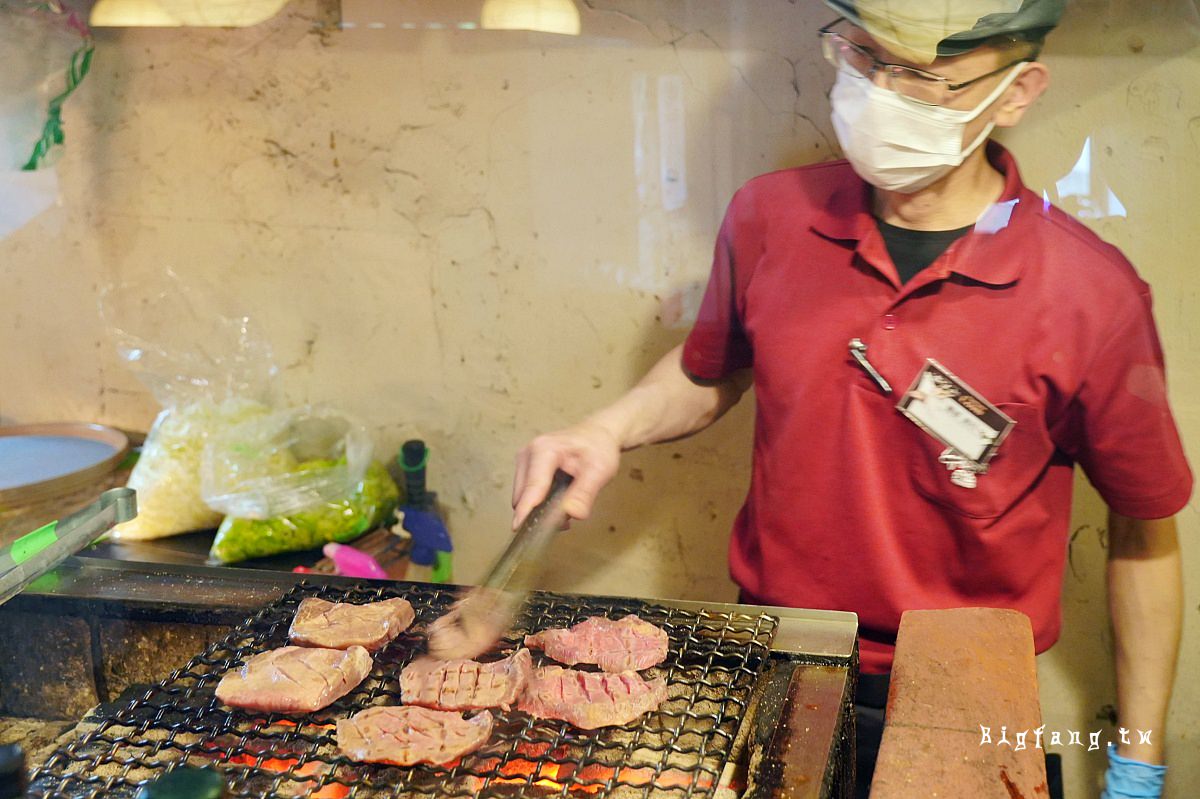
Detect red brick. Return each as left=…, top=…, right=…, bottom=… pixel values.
left=870, top=608, right=1048, bottom=799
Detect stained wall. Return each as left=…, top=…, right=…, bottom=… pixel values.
left=0, top=1, right=1196, bottom=794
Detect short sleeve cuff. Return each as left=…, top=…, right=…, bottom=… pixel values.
left=1098, top=471, right=1194, bottom=520
left=681, top=335, right=750, bottom=383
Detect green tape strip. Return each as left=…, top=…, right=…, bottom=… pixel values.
left=27, top=572, right=61, bottom=593
left=22, top=38, right=95, bottom=171
left=11, top=521, right=59, bottom=564
left=398, top=446, right=430, bottom=473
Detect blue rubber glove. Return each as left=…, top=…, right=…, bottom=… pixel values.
left=1101, top=745, right=1167, bottom=799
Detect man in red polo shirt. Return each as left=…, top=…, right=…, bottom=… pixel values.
left=512, top=2, right=1190, bottom=797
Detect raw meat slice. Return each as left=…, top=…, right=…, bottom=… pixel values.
left=401, top=649, right=532, bottom=711
left=517, top=666, right=668, bottom=729
left=337, top=706, right=494, bottom=766
left=289, top=597, right=416, bottom=652
left=215, top=645, right=372, bottom=713
left=524, top=614, right=669, bottom=672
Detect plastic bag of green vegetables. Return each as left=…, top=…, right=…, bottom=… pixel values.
left=208, top=461, right=400, bottom=564
left=201, top=407, right=373, bottom=520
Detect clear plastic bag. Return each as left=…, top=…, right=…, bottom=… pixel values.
left=201, top=407, right=373, bottom=520
left=208, top=461, right=400, bottom=564
left=113, top=398, right=271, bottom=539
left=104, top=269, right=277, bottom=540
left=0, top=2, right=93, bottom=239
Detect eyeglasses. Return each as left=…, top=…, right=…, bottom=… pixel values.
left=818, top=19, right=1037, bottom=107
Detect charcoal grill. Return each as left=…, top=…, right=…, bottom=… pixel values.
left=3, top=559, right=857, bottom=799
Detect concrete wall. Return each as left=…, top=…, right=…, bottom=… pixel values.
left=0, top=1, right=1195, bottom=794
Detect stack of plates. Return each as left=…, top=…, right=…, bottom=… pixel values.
left=0, top=423, right=130, bottom=509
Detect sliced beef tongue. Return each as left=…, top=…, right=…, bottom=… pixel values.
left=337, top=706, right=494, bottom=766
left=215, top=645, right=373, bottom=713
left=401, top=649, right=533, bottom=711
left=524, top=614, right=669, bottom=672
left=289, top=597, right=416, bottom=652
left=518, top=666, right=668, bottom=729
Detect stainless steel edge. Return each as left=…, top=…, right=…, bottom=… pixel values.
left=14, top=558, right=859, bottom=660
left=626, top=596, right=858, bottom=660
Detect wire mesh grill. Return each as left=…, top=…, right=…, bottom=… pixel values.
left=28, top=581, right=778, bottom=799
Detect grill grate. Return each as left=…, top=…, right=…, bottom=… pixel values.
left=28, top=581, right=778, bottom=798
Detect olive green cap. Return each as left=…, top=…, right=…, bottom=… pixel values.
left=823, top=0, right=1065, bottom=64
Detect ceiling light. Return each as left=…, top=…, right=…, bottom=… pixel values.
left=480, top=0, right=580, bottom=36
left=90, top=0, right=292, bottom=28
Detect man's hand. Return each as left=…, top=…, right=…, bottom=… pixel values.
left=510, top=344, right=752, bottom=530
left=512, top=420, right=622, bottom=528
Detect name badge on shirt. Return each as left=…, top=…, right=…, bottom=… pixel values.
left=896, top=359, right=1015, bottom=489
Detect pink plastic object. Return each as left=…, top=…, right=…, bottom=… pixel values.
left=323, top=543, right=389, bottom=580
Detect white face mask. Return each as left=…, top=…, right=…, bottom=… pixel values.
left=830, top=63, right=1026, bottom=194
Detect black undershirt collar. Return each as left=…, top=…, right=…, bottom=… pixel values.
left=875, top=218, right=975, bottom=285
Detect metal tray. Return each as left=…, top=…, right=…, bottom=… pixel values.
left=0, top=423, right=130, bottom=507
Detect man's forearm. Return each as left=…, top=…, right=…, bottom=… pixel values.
left=588, top=344, right=752, bottom=450
left=1106, top=511, right=1183, bottom=765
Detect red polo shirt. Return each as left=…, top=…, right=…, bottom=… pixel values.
left=683, top=143, right=1193, bottom=674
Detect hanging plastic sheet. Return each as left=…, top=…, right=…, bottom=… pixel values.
left=0, top=2, right=92, bottom=240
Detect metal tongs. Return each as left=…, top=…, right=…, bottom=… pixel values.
left=0, top=488, right=137, bottom=607
left=427, top=470, right=572, bottom=659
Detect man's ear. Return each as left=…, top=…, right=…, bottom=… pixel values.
left=993, top=62, right=1050, bottom=128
